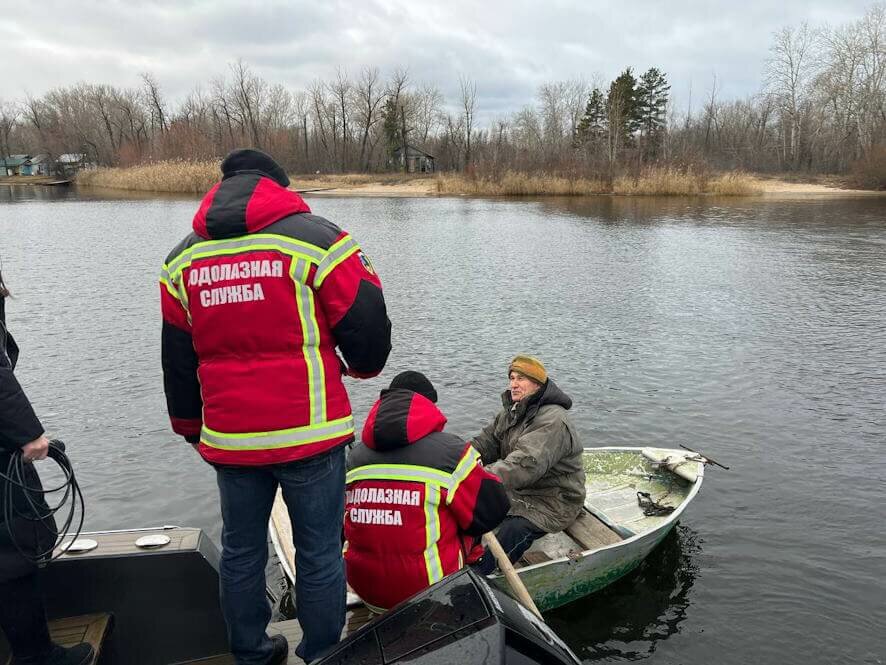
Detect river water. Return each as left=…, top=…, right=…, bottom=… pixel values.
left=1, top=185, right=883, bottom=664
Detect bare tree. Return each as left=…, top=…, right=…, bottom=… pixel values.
left=458, top=74, right=477, bottom=170
left=354, top=66, right=384, bottom=171
left=329, top=68, right=352, bottom=170
left=413, top=83, right=443, bottom=145
left=141, top=72, right=168, bottom=137
left=309, top=79, right=333, bottom=170
left=230, top=60, right=266, bottom=149
left=766, top=22, right=820, bottom=168
left=293, top=91, right=310, bottom=168
left=384, top=68, right=410, bottom=171
left=0, top=100, right=19, bottom=158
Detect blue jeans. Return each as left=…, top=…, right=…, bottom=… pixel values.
left=216, top=446, right=346, bottom=664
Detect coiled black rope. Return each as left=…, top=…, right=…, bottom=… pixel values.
left=637, top=490, right=676, bottom=517
left=1, top=439, right=85, bottom=564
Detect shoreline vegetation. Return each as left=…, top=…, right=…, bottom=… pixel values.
left=67, top=160, right=882, bottom=197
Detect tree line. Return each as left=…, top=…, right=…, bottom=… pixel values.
left=1, top=4, right=883, bottom=183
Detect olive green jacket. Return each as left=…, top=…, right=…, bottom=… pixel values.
left=471, top=380, right=586, bottom=533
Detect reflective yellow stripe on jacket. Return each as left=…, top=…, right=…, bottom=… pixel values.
left=201, top=416, right=354, bottom=450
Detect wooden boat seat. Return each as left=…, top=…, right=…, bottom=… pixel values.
left=518, top=550, right=553, bottom=567
left=4, top=613, right=114, bottom=665
left=565, top=509, right=622, bottom=550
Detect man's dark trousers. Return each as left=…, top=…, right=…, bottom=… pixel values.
left=474, top=515, right=546, bottom=576
left=215, top=446, right=346, bottom=664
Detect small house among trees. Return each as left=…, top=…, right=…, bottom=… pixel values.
left=1, top=155, right=29, bottom=176
left=392, top=145, right=436, bottom=173
left=21, top=154, right=51, bottom=176
left=57, top=153, right=93, bottom=175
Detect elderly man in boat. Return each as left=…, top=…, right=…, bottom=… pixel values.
left=471, top=355, right=586, bottom=574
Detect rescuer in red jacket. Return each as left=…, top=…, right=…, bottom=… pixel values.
left=161, top=149, right=391, bottom=665
left=344, top=372, right=510, bottom=612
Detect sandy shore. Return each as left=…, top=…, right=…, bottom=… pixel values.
left=295, top=176, right=436, bottom=197
left=747, top=176, right=882, bottom=196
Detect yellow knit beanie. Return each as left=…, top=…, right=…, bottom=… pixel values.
left=508, top=355, right=547, bottom=385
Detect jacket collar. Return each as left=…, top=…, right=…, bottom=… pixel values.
left=361, top=389, right=447, bottom=451
left=500, top=379, right=573, bottom=423
left=192, top=173, right=311, bottom=239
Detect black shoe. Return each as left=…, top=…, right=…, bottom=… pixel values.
left=14, top=643, right=96, bottom=665
left=266, top=634, right=289, bottom=665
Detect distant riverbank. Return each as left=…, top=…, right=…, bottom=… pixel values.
left=70, top=160, right=883, bottom=198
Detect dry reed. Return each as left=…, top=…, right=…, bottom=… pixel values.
left=76, top=159, right=221, bottom=193
left=76, top=162, right=428, bottom=193
left=437, top=168, right=762, bottom=197
left=76, top=160, right=764, bottom=197
left=707, top=172, right=764, bottom=195
left=613, top=168, right=705, bottom=195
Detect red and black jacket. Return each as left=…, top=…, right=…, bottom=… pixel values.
left=160, top=172, right=391, bottom=466
left=344, top=389, right=510, bottom=611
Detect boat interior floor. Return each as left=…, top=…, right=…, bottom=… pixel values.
left=2, top=613, right=114, bottom=665
left=517, top=507, right=623, bottom=567
left=173, top=607, right=374, bottom=665
left=516, top=451, right=694, bottom=567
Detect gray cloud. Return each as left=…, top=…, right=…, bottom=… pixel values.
left=0, top=0, right=875, bottom=120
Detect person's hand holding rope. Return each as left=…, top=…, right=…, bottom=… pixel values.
left=20, top=435, right=50, bottom=462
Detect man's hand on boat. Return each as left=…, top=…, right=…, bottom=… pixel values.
left=20, top=434, right=50, bottom=462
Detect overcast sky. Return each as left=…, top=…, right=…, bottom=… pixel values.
left=0, top=0, right=877, bottom=120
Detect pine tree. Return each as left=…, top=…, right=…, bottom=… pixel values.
left=605, top=68, right=638, bottom=165
left=574, top=87, right=606, bottom=148
left=607, top=69, right=639, bottom=137
left=381, top=97, right=401, bottom=166
left=636, top=68, right=671, bottom=157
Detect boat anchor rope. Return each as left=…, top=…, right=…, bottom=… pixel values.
left=636, top=491, right=676, bottom=517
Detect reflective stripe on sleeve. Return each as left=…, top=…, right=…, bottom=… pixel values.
left=446, top=447, right=482, bottom=504
left=159, top=274, right=180, bottom=301
left=200, top=416, right=354, bottom=450
left=313, top=236, right=360, bottom=288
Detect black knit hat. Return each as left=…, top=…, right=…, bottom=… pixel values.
left=388, top=371, right=438, bottom=403
left=220, top=148, right=290, bottom=187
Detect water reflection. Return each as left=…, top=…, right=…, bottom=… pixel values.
left=545, top=525, right=701, bottom=661
left=0, top=184, right=78, bottom=203
left=0, top=184, right=198, bottom=203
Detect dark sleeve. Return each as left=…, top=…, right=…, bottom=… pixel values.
left=448, top=444, right=511, bottom=537
left=314, top=233, right=392, bottom=377
left=160, top=283, right=203, bottom=442
left=0, top=362, right=44, bottom=452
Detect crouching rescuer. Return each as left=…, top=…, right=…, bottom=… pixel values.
left=160, top=149, right=391, bottom=665
left=344, top=372, right=510, bottom=612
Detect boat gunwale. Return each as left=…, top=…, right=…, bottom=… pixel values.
left=268, top=513, right=296, bottom=583
left=496, top=446, right=705, bottom=577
